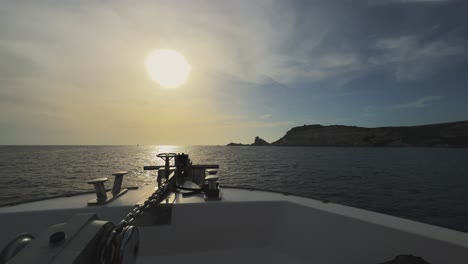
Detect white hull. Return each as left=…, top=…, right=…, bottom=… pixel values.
left=1, top=183, right=468, bottom=263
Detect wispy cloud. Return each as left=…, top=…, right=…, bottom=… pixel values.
left=397, top=0, right=448, bottom=3
left=369, top=0, right=449, bottom=4
left=259, top=114, right=272, bottom=119
left=390, top=96, right=443, bottom=109
left=369, top=34, right=467, bottom=80
left=1, top=1, right=465, bottom=88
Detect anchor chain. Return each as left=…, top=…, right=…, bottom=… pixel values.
left=99, top=180, right=173, bottom=264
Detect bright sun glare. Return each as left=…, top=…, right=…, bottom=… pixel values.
left=145, top=49, right=191, bottom=88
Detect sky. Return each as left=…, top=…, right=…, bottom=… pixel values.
left=1, top=0, right=468, bottom=145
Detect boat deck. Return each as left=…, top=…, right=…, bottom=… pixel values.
left=2, top=184, right=468, bottom=263
left=138, top=248, right=305, bottom=264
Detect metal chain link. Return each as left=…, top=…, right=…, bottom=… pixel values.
left=99, top=181, right=172, bottom=263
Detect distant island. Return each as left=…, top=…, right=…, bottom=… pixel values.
left=227, top=136, right=270, bottom=146
left=227, top=121, right=468, bottom=147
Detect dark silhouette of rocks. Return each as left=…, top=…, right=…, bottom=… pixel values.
left=251, top=136, right=270, bottom=146
left=227, top=121, right=468, bottom=147
left=272, top=121, right=468, bottom=147
left=226, top=142, right=248, bottom=146
left=226, top=136, right=270, bottom=146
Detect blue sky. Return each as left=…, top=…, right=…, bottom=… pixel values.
left=1, top=0, right=468, bottom=144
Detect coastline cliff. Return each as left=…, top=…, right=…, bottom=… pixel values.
left=227, top=121, right=468, bottom=147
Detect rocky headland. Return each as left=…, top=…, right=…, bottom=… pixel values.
left=227, top=121, right=468, bottom=147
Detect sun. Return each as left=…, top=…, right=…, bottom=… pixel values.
left=145, top=49, right=191, bottom=88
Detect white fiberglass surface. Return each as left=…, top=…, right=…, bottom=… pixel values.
left=136, top=198, right=468, bottom=263
left=137, top=248, right=305, bottom=264
left=1, top=189, right=468, bottom=263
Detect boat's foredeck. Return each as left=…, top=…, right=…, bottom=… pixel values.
left=2, top=183, right=468, bottom=247
left=2, top=184, right=468, bottom=263
left=137, top=247, right=305, bottom=264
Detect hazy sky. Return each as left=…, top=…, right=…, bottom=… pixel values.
left=1, top=0, right=468, bottom=145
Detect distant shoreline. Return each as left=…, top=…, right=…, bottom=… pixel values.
left=227, top=120, right=468, bottom=148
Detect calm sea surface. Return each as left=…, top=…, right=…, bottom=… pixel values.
left=1, top=145, right=468, bottom=232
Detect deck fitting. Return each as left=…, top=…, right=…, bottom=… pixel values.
left=87, top=173, right=129, bottom=205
